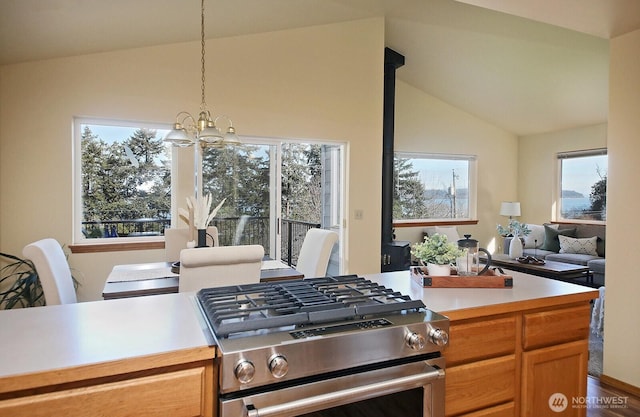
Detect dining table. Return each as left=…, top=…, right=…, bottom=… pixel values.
left=101, top=260, right=303, bottom=300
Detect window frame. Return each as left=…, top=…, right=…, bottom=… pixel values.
left=72, top=117, right=173, bottom=247
left=393, top=152, right=478, bottom=226
left=555, top=148, right=607, bottom=224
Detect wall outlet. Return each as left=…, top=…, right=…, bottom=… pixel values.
left=354, top=209, right=363, bottom=220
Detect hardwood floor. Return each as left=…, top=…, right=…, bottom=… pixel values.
left=586, top=376, right=640, bottom=417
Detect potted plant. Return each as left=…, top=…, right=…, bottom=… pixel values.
left=496, top=220, right=531, bottom=259
left=411, top=234, right=463, bottom=276
left=1, top=246, right=79, bottom=309
left=496, top=219, right=531, bottom=238
left=0, top=252, right=45, bottom=309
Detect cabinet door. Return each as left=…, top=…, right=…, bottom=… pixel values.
left=0, top=366, right=211, bottom=417
left=459, top=402, right=515, bottom=417
left=521, top=340, right=588, bottom=417
left=446, top=355, right=516, bottom=416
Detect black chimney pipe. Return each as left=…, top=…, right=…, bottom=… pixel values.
left=382, top=48, right=404, bottom=244
left=381, top=48, right=408, bottom=271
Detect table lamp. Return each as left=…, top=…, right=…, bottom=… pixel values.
left=500, top=201, right=521, bottom=220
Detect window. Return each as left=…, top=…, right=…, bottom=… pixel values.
left=73, top=118, right=171, bottom=243
left=393, top=153, right=477, bottom=222
left=557, top=149, right=607, bottom=222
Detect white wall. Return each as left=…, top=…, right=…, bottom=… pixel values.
left=518, top=124, right=608, bottom=224
left=393, top=80, right=518, bottom=253
left=605, top=28, right=640, bottom=388
left=0, top=18, right=385, bottom=301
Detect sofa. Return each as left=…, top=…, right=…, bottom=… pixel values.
left=504, top=223, right=605, bottom=286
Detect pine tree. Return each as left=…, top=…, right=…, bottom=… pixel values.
left=81, top=127, right=170, bottom=236
left=393, top=158, right=428, bottom=219
left=589, top=175, right=607, bottom=220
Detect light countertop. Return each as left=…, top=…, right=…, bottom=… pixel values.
left=0, top=292, right=213, bottom=392
left=364, top=270, right=599, bottom=321
left=0, top=270, right=598, bottom=392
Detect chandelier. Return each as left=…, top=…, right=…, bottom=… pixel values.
left=164, top=0, right=240, bottom=148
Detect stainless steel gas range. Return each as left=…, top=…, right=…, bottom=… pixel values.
left=195, top=275, right=449, bottom=417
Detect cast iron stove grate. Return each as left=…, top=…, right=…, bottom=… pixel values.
left=196, top=275, right=425, bottom=337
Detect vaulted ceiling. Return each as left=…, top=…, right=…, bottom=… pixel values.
left=2, top=0, right=639, bottom=136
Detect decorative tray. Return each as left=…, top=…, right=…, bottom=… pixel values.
left=410, top=266, right=513, bottom=288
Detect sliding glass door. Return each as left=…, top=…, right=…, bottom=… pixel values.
left=200, top=138, right=344, bottom=274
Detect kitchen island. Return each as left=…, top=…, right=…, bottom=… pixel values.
left=0, top=294, right=216, bottom=417
left=0, top=271, right=597, bottom=417
left=367, top=270, right=598, bottom=417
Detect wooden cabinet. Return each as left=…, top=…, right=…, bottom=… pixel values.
left=446, top=315, right=516, bottom=366
left=458, top=402, right=516, bottom=417
left=444, top=302, right=592, bottom=417
left=0, top=359, right=214, bottom=417
left=521, top=340, right=588, bottom=417
left=445, top=314, right=517, bottom=416
left=522, top=305, right=591, bottom=350
left=446, top=355, right=516, bottom=416
left=520, top=305, right=590, bottom=417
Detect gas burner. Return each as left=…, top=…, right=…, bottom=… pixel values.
left=196, top=275, right=425, bottom=337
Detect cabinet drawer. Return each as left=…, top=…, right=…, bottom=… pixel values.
left=446, top=355, right=516, bottom=416
left=0, top=367, right=208, bottom=417
left=446, top=315, right=516, bottom=365
left=458, top=402, right=515, bottom=417
left=523, top=304, right=591, bottom=350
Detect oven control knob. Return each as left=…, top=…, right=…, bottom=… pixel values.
left=405, top=332, right=426, bottom=351
left=428, top=328, right=449, bottom=347
left=268, top=354, right=289, bottom=378
left=234, top=360, right=255, bottom=384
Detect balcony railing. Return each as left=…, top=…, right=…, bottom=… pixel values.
left=81, top=217, right=319, bottom=267
left=210, top=217, right=320, bottom=266
left=82, top=218, right=170, bottom=238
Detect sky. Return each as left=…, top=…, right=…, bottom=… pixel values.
left=562, top=155, right=607, bottom=196
left=410, top=158, right=469, bottom=191
left=87, top=124, right=170, bottom=145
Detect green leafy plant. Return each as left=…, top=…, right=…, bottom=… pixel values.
left=411, top=234, right=463, bottom=265
left=0, top=252, right=44, bottom=309
left=1, top=247, right=79, bottom=309
left=496, top=220, right=531, bottom=237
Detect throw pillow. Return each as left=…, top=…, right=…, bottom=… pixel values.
left=523, top=224, right=546, bottom=249
left=558, top=235, right=598, bottom=256
left=540, top=225, right=577, bottom=252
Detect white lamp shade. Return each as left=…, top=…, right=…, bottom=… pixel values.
left=164, top=128, right=194, bottom=147
left=500, top=202, right=521, bottom=217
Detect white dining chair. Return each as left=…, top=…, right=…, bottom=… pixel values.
left=22, top=238, right=77, bottom=305
left=296, top=228, right=339, bottom=279
left=178, top=244, right=264, bottom=292
left=164, top=226, right=219, bottom=261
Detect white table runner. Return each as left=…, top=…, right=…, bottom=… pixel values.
left=108, top=260, right=292, bottom=283
left=261, top=260, right=292, bottom=270
left=107, top=267, right=177, bottom=283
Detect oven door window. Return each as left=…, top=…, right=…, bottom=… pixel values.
left=298, top=388, right=423, bottom=417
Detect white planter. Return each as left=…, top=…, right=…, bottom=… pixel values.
left=426, top=263, right=451, bottom=276
left=509, top=235, right=523, bottom=259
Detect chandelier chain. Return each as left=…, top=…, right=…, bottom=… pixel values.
left=200, top=0, right=207, bottom=112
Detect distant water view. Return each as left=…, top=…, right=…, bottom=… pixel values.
left=562, top=197, right=591, bottom=211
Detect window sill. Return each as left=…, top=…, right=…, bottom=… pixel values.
left=69, top=240, right=165, bottom=254
left=392, top=220, right=478, bottom=228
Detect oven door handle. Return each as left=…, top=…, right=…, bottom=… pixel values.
left=244, top=365, right=444, bottom=417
